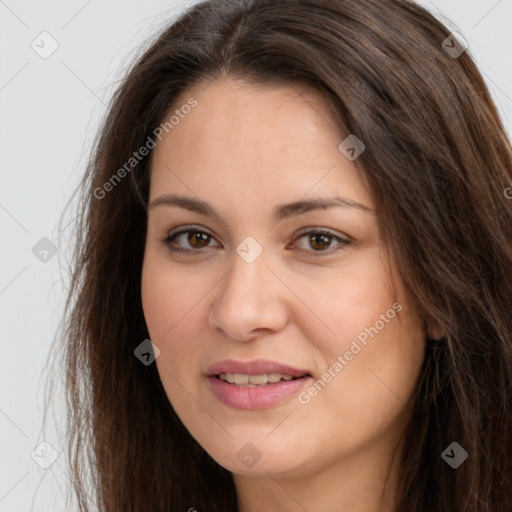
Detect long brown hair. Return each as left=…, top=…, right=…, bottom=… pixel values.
left=48, top=0, right=512, bottom=510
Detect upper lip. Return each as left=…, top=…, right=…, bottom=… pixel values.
left=207, top=359, right=312, bottom=378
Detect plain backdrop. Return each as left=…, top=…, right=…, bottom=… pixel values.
left=1, top=0, right=511, bottom=510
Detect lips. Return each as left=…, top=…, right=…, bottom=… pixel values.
left=205, top=359, right=313, bottom=409
left=206, top=359, right=312, bottom=379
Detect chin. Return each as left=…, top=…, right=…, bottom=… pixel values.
left=203, top=436, right=311, bottom=476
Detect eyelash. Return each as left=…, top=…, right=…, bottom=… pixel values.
left=159, top=225, right=351, bottom=257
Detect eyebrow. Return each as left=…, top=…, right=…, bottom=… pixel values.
left=148, top=193, right=373, bottom=222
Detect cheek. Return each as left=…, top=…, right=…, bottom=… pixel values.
left=141, top=255, right=194, bottom=356
left=296, top=253, right=426, bottom=428
left=298, top=250, right=398, bottom=356
left=141, top=260, right=174, bottom=343
left=141, top=252, right=211, bottom=385
left=313, top=318, right=425, bottom=447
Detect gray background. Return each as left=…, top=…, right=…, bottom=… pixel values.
left=1, top=0, right=511, bottom=510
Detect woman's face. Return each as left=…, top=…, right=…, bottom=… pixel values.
left=141, top=76, right=427, bottom=478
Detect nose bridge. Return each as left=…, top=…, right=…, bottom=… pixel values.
left=209, top=236, right=287, bottom=339
left=222, top=237, right=272, bottom=308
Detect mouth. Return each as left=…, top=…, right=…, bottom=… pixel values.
left=205, top=359, right=314, bottom=409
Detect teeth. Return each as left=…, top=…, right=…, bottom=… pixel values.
left=234, top=374, right=249, bottom=385
left=248, top=374, right=268, bottom=385
left=218, top=372, right=298, bottom=386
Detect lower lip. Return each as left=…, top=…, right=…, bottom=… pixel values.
left=207, top=375, right=312, bottom=410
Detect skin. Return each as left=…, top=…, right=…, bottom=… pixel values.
left=141, top=75, right=432, bottom=512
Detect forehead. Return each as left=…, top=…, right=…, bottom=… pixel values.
left=149, top=76, right=371, bottom=212
left=158, top=77, right=340, bottom=150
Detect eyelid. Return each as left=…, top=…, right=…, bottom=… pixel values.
left=293, top=226, right=349, bottom=241
left=166, top=224, right=216, bottom=240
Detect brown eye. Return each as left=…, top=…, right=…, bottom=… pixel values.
left=308, top=233, right=333, bottom=251
left=292, top=228, right=351, bottom=256
left=187, top=231, right=211, bottom=248
left=162, top=226, right=219, bottom=252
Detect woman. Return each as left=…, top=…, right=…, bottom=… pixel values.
left=54, top=0, right=512, bottom=510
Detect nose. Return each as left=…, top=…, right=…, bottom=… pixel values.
left=208, top=246, right=289, bottom=342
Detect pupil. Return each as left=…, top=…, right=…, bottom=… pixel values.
left=189, top=232, right=209, bottom=248
left=310, top=234, right=330, bottom=250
